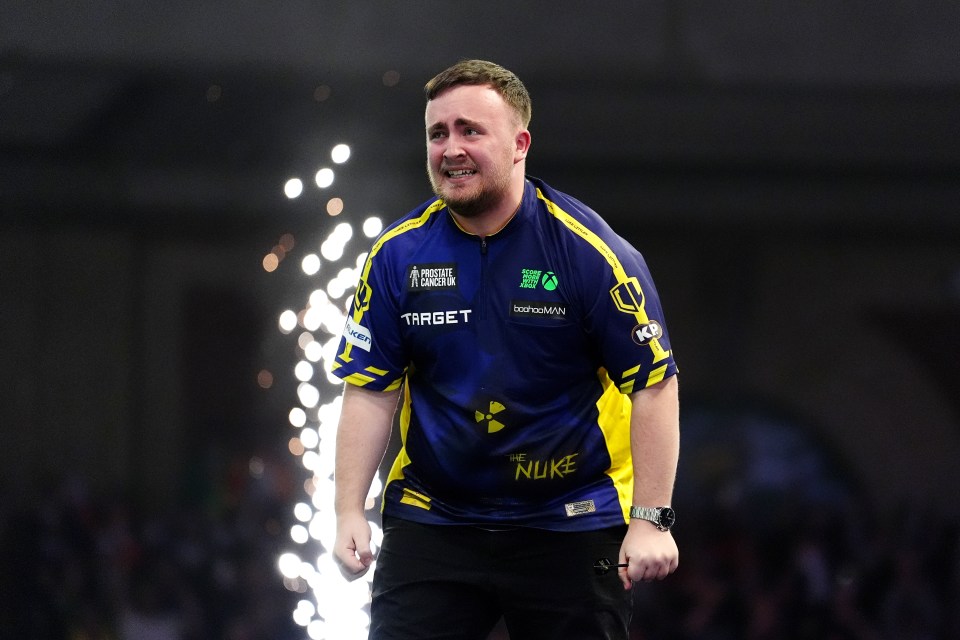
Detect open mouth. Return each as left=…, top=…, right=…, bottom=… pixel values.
left=446, top=169, right=476, bottom=178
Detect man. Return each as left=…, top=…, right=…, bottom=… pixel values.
left=332, top=59, right=679, bottom=639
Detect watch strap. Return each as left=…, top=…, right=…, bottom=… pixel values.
left=629, top=506, right=659, bottom=521
left=629, top=505, right=674, bottom=531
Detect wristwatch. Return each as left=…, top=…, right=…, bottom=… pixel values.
left=629, top=505, right=676, bottom=531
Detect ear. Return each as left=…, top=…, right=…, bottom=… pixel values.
left=514, top=129, right=531, bottom=162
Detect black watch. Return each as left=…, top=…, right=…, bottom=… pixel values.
left=629, top=505, right=676, bottom=531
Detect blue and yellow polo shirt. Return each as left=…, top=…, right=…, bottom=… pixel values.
left=332, top=177, right=677, bottom=531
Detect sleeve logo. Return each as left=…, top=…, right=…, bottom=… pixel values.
left=609, top=277, right=646, bottom=315
left=632, top=320, right=663, bottom=345
left=343, top=317, right=372, bottom=351
left=353, top=279, right=372, bottom=314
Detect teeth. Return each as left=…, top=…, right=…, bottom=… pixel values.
left=448, top=169, right=475, bottom=177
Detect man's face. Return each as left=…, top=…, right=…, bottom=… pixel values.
left=425, top=84, right=526, bottom=218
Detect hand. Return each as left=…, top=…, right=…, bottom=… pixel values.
left=333, top=512, right=376, bottom=580
left=618, top=520, right=679, bottom=589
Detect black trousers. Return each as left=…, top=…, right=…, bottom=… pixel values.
left=369, top=517, right=633, bottom=640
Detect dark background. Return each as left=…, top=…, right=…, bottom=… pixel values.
left=2, top=2, right=958, bottom=639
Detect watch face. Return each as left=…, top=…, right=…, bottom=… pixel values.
left=658, top=507, right=676, bottom=530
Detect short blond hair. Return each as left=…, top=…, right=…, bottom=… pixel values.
left=424, top=59, right=532, bottom=128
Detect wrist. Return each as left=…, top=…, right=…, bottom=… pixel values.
left=629, top=505, right=676, bottom=531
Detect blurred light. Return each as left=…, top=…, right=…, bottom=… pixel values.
left=315, top=168, right=335, bottom=189
left=249, top=456, right=265, bottom=479
left=289, top=407, right=307, bottom=428
left=326, top=197, right=344, bottom=216
left=257, top=369, right=274, bottom=389
left=293, top=600, right=314, bottom=627
left=319, top=305, right=346, bottom=335
left=331, top=144, right=351, bottom=164
left=303, top=306, right=323, bottom=331
left=382, top=70, right=400, bottom=87
left=275, top=145, right=378, bottom=637
left=300, top=427, right=319, bottom=449
left=309, top=289, right=329, bottom=307
left=302, top=450, right=320, bottom=472
left=284, top=178, right=304, bottom=199
left=327, top=278, right=347, bottom=299
left=302, top=253, right=321, bottom=275
left=291, top=524, right=309, bottom=544
left=278, top=310, right=298, bottom=333
left=363, top=217, right=383, bottom=238
left=294, top=502, right=313, bottom=522
left=278, top=552, right=302, bottom=579
left=304, top=340, right=323, bottom=362
left=295, top=361, right=314, bottom=382
left=313, top=85, right=331, bottom=102
left=307, top=619, right=326, bottom=639
left=337, top=267, right=357, bottom=285
left=288, top=437, right=305, bottom=456
left=297, top=331, right=314, bottom=350
left=263, top=253, right=279, bottom=272
left=335, top=222, right=354, bottom=241
left=298, top=382, right=320, bottom=408
left=279, top=233, right=296, bottom=252
left=321, top=241, right=344, bottom=262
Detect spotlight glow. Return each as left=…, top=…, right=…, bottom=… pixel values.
left=363, top=217, right=383, bottom=238
left=277, top=146, right=376, bottom=639
left=295, top=361, right=315, bottom=382
left=297, top=382, right=320, bottom=408
left=289, top=407, right=307, bottom=428
left=302, top=253, right=321, bottom=275
left=279, top=310, right=298, bottom=333
left=315, top=168, right=335, bottom=189
left=285, top=178, right=304, bottom=199
left=331, top=144, right=351, bottom=164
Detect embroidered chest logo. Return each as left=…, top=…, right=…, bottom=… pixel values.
left=519, top=268, right=559, bottom=291
left=407, top=263, right=457, bottom=291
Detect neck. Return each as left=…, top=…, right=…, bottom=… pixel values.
left=449, top=179, right=525, bottom=237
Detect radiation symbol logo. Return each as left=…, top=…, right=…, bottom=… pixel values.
left=475, top=401, right=507, bottom=433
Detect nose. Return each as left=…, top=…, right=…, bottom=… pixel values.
left=443, top=132, right=466, bottom=159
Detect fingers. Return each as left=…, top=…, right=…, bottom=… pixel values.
left=335, top=543, right=374, bottom=580
left=618, top=553, right=679, bottom=588
left=336, top=559, right=370, bottom=581
left=334, top=526, right=376, bottom=581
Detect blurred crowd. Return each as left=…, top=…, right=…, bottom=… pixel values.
left=628, top=500, right=959, bottom=640
left=0, top=460, right=302, bottom=640
left=2, top=469, right=956, bottom=640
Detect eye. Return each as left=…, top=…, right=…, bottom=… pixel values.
left=464, top=127, right=480, bottom=136
left=428, top=129, right=447, bottom=140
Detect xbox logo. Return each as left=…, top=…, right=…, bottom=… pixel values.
left=540, top=271, right=558, bottom=291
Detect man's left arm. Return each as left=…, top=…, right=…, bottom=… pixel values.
left=618, top=374, right=680, bottom=589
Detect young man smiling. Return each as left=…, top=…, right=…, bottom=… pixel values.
left=332, top=59, right=680, bottom=640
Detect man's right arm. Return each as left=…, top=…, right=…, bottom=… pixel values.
left=333, top=382, right=401, bottom=580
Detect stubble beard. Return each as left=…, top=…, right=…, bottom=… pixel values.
left=428, top=162, right=512, bottom=219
